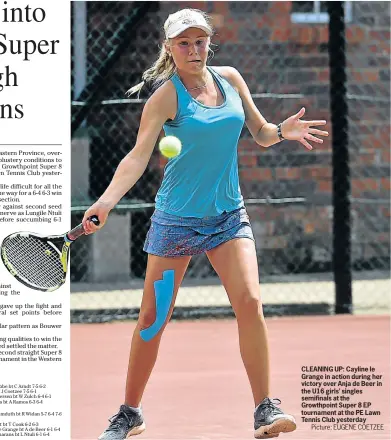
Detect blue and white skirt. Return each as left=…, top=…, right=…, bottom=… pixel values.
left=143, top=207, right=254, bottom=257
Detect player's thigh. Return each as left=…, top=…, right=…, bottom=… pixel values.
left=139, top=254, right=191, bottom=327
left=206, top=238, right=261, bottom=312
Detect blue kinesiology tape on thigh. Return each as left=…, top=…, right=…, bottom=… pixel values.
left=140, top=269, right=175, bottom=342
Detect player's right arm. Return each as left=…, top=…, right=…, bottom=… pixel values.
left=82, top=81, right=177, bottom=234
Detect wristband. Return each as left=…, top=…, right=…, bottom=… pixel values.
left=277, top=123, right=285, bottom=141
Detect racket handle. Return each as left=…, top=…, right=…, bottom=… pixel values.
left=66, top=216, right=100, bottom=242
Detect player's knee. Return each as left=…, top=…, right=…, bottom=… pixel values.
left=234, top=290, right=262, bottom=320
left=138, top=307, right=157, bottom=330
left=139, top=269, right=175, bottom=342
left=139, top=306, right=171, bottom=341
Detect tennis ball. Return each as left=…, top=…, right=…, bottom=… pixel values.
left=159, top=136, right=182, bottom=158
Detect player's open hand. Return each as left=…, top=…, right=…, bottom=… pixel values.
left=82, top=200, right=111, bottom=235
left=281, top=107, right=329, bottom=150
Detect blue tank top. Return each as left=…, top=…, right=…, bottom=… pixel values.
left=155, top=66, right=245, bottom=218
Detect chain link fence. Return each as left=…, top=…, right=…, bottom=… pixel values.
left=345, top=1, right=390, bottom=311
left=70, top=1, right=390, bottom=321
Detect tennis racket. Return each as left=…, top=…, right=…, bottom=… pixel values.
left=0, top=216, right=100, bottom=292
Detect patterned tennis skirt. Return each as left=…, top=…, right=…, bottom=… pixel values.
left=143, top=207, right=254, bottom=257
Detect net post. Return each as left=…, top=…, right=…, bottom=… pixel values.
left=328, top=2, right=352, bottom=314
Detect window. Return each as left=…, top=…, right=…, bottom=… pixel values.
left=291, top=1, right=352, bottom=24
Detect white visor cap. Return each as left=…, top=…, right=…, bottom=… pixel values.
left=164, top=9, right=213, bottom=39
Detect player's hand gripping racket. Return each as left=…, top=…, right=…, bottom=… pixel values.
left=0, top=216, right=100, bottom=292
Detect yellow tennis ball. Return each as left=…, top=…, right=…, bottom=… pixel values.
left=159, top=136, right=182, bottom=158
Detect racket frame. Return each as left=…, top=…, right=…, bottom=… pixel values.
left=0, top=216, right=99, bottom=292
left=1, top=231, right=68, bottom=292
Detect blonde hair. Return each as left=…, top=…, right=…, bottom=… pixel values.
left=126, top=9, right=213, bottom=97
left=126, top=45, right=176, bottom=97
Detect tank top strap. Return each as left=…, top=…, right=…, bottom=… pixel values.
left=207, top=66, right=235, bottom=97
left=207, top=66, right=221, bottom=82
left=167, top=73, right=195, bottom=123
left=169, top=73, right=192, bottom=103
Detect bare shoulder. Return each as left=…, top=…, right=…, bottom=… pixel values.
left=145, top=80, right=177, bottom=121
left=212, top=65, right=241, bottom=80
left=212, top=66, right=244, bottom=92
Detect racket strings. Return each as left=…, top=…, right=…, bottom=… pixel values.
left=2, top=236, right=64, bottom=289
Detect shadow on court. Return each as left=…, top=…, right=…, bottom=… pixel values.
left=71, top=315, right=390, bottom=439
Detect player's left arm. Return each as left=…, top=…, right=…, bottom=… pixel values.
left=216, top=66, right=328, bottom=150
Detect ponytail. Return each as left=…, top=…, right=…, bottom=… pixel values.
left=126, top=44, right=176, bottom=97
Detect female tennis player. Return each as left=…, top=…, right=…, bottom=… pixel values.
left=83, top=9, right=328, bottom=440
